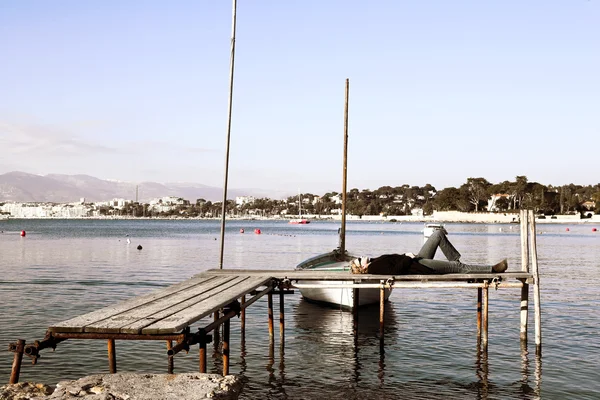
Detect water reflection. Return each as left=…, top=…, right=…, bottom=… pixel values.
left=519, top=343, right=542, bottom=399
left=293, top=299, right=398, bottom=388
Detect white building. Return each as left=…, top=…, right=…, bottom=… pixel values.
left=236, top=196, right=255, bottom=206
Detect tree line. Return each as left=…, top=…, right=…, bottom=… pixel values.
left=98, top=176, right=600, bottom=218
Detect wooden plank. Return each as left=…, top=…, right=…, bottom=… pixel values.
left=50, top=275, right=223, bottom=333
left=117, top=276, right=249, bottom=334
left=141, top=276, right=272, bottom=334
left=201, top=269, right=532, bottom=281
left=84, top=276, right=240, bottom=334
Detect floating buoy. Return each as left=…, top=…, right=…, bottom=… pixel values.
left=254, top=229, right=261, bottom=235
left=20, top=230, right=26, bottom=237
left=137, top=245, right=143, bottom=250
left=240, top=229, right=244, bottom=234
left=566, top=228, right=570, bottom=232
left=593, top=228, right=597, bottom=232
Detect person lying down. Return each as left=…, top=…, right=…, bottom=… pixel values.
left=350, top=229, right=508, bottom=275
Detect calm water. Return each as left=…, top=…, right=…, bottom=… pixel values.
left=1, top=219, right=599, bottom=399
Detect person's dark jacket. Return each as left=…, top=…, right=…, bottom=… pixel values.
left=366, top=254, right=435, bottom=275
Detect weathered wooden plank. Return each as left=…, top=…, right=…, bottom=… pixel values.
left=117, top=276, right=250, bottom=334
left=50, top=275, right=223, bottom=333
left=84, top=276, right=239, bottom=334
left=201, top=269, right=533, bottom=281
left=141, top=276, right=272, bottom=334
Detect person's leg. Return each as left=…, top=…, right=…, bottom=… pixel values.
left=416, top=229, right=461, bottom=261
left=416, top=258, right=507, bottom=274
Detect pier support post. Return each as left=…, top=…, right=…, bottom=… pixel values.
left=379, top=281, right=385, bottom=354
left=279, top=289, right=285, bottom=351
left=353, top=284, right=359, bottom=334
left=241, top=295, right=246, bottom=339
left=213, top=311, right=220, bottom=351
left=223, top=319, right=230, bottom=376
left=9, top=339, right=25, bottom=384
left=477, top=288, right=482, bottom=342
left=199, top=331, right=210, bottom=373
left=528, top=210, right=542, bottom=356
left=166, top=340, right=174, bottom=374
left=482, top=285, right=489, bottom=352
left=107, top=339, right=117, bottom=373
left=267, top=292, right=274, bottom=343
left=520, top=209, right=530, bottom=343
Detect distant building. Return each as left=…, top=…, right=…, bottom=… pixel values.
left=236, top=196, right=255, bottom=206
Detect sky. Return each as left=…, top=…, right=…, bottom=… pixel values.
left=1, top=1, right=598, bottom=198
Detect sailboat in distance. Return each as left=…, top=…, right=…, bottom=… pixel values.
left=289, top=192, right=310, bottom=224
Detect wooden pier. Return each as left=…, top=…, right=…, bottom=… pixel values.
left=7, top=209, right=542, bottom=384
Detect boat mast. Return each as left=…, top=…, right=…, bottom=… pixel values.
left=219, top=0, right=238, bottom=269
left=339, top=78, right=349, bottom=253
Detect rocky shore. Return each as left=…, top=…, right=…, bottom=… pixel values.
left=0, top=373, right=243, bottom=400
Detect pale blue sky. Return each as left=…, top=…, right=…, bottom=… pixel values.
left=1, top=1, right=598, bottom=198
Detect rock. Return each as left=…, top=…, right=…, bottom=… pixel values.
left=9, top=373, right=244, bottom=400
left=0, top=382, right=54, bottom=399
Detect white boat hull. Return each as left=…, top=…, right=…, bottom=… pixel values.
left=295, top=250, right=392, bottom=309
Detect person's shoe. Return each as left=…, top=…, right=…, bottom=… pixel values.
left=492, top=259, right=508, bottom=273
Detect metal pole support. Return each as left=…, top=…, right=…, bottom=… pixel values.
left=107, top=339, right=117, bottom=373
left=8, top=339, right=26, bottom=384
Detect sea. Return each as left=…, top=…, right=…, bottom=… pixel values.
left=1, top=219, right=599, bottom=399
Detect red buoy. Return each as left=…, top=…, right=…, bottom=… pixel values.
left=20, top=230, right=26, bottom=237
left=566, top=228, right=570, bottom=232
left=240, top=228, right=245, bottom=233
left=593, top=228, right=597, bottom=232
left=254, top=229, right=261, bottom=235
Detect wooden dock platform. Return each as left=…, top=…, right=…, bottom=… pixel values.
left=7, top=210, right=542, bottom=385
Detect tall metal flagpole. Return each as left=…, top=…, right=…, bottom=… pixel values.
left=339, top=79, right=349, bottom=254
left=219, top=0, right=237, bottom=269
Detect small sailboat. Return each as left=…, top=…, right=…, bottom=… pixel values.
left=294, top=79, right=392, bottom=309
left=289, top=192, right=310, bottom=224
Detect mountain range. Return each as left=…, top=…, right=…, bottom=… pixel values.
left=0, top=172, right=286, bottom=203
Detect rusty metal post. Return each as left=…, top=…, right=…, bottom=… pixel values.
left=379, top=281, right=385, bottom=354
left=279, top=289, right=285, bottom=350
left=477, top=287, right=482, bottom=341
left=9, top=339, right=26, bottom=384
left=241, top=295, right=246, bottom=337
left=213, top=311, right=220, bottom=351
left=199, top=331, right=207, bottom=373
left=107, top=339, right=117, bottom=373
left=166, top=340, right=174, bottom=374
left=482, top=285, right=489, bottom=352
left=268, top=292, right=274, bottom=342
left=223, top=319, right=230, bottom=376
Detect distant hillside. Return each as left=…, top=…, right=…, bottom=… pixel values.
left=0, top=172, right=284, bottom=203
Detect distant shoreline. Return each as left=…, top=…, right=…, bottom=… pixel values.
left=1, top=213, right=598, bottom=224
